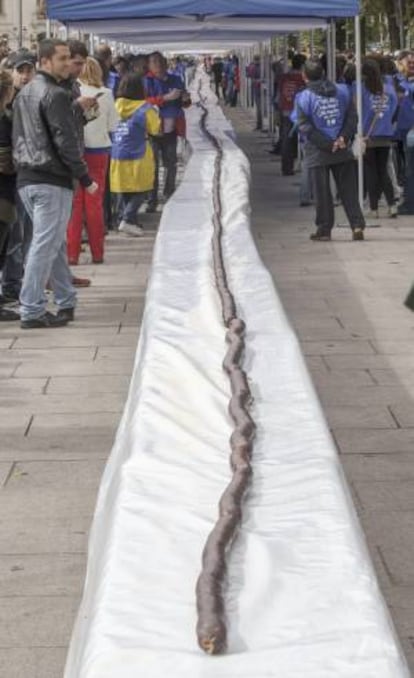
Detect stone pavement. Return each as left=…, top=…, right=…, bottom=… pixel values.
left=0, top=217, right=158, bottom=678
left=227, top=106, right=414, bottom=673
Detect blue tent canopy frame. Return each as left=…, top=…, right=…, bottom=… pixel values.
left=47, top=0, right=360, bottom=22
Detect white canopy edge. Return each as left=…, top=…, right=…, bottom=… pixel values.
left=65, top=15, right=327, bottom=45
left=66, top=15, right=327, bottom=33
left=84, top=31, right=311, bottom=46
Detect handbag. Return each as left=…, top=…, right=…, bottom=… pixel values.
left=352, top=94, right=385, bottom=158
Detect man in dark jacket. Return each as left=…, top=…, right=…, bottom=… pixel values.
left=297, top=59, right=365, bottom=241
left=12, top=39, right=98, bottom=329
left=1, top=50, right=36, bottom=303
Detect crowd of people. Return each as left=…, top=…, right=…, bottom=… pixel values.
left=3, top=37, right=414, bottom=327
left=0, top=39, right=191, bottom=327
left=244, top=49, right=414, bottom=240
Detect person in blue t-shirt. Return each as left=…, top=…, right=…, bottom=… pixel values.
left=297, top=59, right=365, bottom=241
left=357, top=59, right=398, bottom=219
left=144, top=51, right=191, bottom=212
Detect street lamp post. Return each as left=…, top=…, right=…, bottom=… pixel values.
left=17, top=0, right=23, bottom=47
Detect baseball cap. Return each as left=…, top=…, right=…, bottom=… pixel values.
left=11, top=51, right=36, bottom=70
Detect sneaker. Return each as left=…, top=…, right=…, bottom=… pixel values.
left=365, top=209, right=379, bottom=219
left=118, top=221, right=144, bottom=237
left=0, top=307, right=19, bottom=322
left=21, top=311, right=69, bottom=329
left=310, top=231, right=331, bottom=241
left=388, top=205, right=398, bottom=218
left=145, top=203, right=158, bottom=214
left=72, top=276, right=91, bottom=288
left=57, top=307, right=75, bottom=322
left=352, top=228, right=365, bottom=241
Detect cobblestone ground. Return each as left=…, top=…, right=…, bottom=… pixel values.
left=227, top=105, right=414, bottom=673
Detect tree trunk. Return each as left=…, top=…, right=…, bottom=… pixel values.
left=384, top=0, right=403, bottom=50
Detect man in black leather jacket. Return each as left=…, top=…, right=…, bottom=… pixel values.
left=12, top=38, right=98, bottom=329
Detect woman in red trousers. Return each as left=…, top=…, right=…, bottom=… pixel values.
left=67, top=57, right=119, bottom=264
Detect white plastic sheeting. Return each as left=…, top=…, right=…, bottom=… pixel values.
left=64, top=73, right=410, bottom=678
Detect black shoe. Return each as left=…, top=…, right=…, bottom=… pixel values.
left=0, top=307, right=19, bottom=322
left=352, top=228, right=365, bottom=241
left=57, top=307, right=75, bottom=322
left=21, top=311, right=69, bottom=329
left=405, top=284, right=414, bottom=311
left=310, top=231, right=331, bottom=241
left=146, top=203, right=158, bottom=214
left=300, top=201, right=312, bottom=207
left=0, top=292, right=19, bottom=305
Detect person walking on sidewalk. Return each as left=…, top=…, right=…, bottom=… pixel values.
left=297, top=59, right=366, bottom=242
left=66, top=57, right=119, bottom=265
left=110, top=73, right=161, bottom=236
left=12, top=39, right=98, bottom=329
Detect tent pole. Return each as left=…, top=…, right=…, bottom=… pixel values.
left=326, top=21, right=331, bottom=79
left=355, top=13, right=364, bottom=210
left=331, top=18, right=336, bottom=79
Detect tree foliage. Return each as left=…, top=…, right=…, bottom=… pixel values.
left=362, top=0, right=414, bottom=50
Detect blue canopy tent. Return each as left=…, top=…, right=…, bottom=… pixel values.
left=46, top=0, right=364, bottom=206
left=48, top=0, right=359, bottom=21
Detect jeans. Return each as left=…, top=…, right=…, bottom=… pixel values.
left=1, top=194, right=32, bottom=298
left=311, top=161, right=366, bottom=235
left=117, top=192, right=147, bottom=224
left=149, top=132, right=178, bottom=207
left=19, top=184, right=76, bottom=321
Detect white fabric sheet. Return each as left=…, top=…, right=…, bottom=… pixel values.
left=64, top=72, right=410, bottom=678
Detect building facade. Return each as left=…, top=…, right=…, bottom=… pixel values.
left=0, top=0, right=46, bottom=50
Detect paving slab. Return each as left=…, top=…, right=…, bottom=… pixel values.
left=0, top=596, right=79, bottom=648
left=0, top=393, right=125, bottom=414
left=0, top=433, right=115, bottom=463
left=334, top=427, right=414, bottom=454
left=0, top=553, right=86, bottom=597
left=0, top=378, right=49, bottom=395
left=47, top=375, right=131, bottom=395
left=0, top=648, right=67, bottom=678
left=28, top=412, right=121, bottom=436
left=14, top=358, right=134, bottom=378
